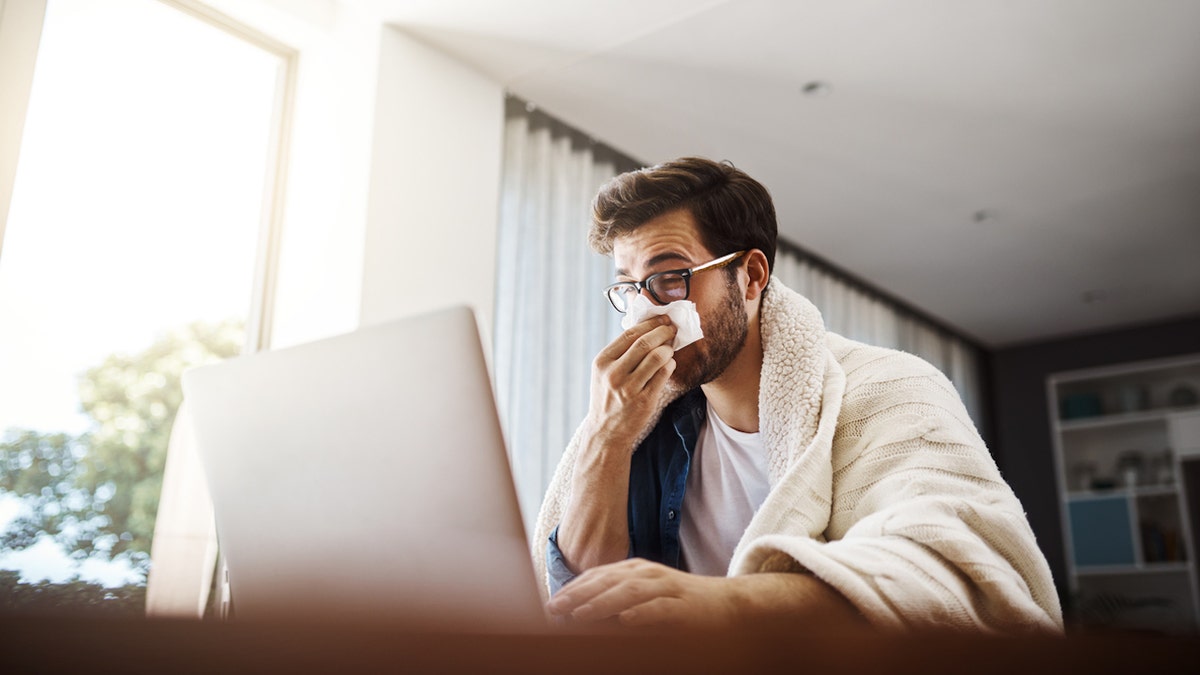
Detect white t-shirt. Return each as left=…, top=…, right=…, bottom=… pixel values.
left=678, top=400, right=770, bottom=576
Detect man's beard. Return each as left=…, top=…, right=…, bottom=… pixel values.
left=662, top=274, right=749, bottom=401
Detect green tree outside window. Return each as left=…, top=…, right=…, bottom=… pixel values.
left=1, top=320, right=242, bottom=617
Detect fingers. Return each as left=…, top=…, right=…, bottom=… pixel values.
left=546, top=562, right=628, bottom=618
left=548, top=559, right=675, bottom=622
left=592, top=317, right=676, bottom=399
left=626, top=344, right=675, bottom=391
left=608, top=326, right=676, bottom=392
left=618, top=596, right=688, bottom=627
left=641, top=354, right=677, bottom=394
left=614, top=324, right=676, bottom=378
left=596, top=316, right=675, bottom=367
left=584, top=317, right=677, bottom=450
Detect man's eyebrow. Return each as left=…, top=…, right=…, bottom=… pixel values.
left=615, top=252, right=692, bottom=278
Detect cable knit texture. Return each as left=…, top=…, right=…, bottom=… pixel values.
left=532, top=278, right=1063, bottom=633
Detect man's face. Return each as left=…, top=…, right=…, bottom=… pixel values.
left=610, top=209, right=749, bottom=399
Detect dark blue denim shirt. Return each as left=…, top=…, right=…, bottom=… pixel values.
left=546, top=389, right=708, bottom=595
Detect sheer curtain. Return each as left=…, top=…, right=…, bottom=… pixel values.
left=495, top=99, right=987, bottom=532
left=494, top=97, right=637, bottom=528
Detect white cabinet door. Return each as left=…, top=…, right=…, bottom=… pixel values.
left=1170, top=411, right=1200, bottom=458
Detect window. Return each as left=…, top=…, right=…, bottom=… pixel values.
left=0, top=0, right=292, bottom=616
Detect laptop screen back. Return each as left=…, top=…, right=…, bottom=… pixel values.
left=182, top=306, right=544, bottom=630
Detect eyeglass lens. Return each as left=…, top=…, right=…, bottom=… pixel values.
left=609, top=273, right=690, bottom=312
left=649, top=274, right=688, bottom=303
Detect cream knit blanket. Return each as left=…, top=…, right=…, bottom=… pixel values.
left=532, top=278, right=1063, bottom=633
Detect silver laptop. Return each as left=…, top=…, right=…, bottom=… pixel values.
left=182, top=306, right=545, bottom=631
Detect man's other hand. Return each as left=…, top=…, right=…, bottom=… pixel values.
left=546, top=558, right=867, bottom=631
left=547, top=558, right=735, bottom=628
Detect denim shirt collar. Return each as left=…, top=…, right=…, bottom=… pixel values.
left=666, top=388, right=707, bottom=448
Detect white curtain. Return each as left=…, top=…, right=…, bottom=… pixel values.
left=495, top=99, right=987, bottom=533
left=494, top=98, right=635, bottom=530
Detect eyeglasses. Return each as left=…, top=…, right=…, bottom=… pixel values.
left=604, top=250, right=747, bottom=313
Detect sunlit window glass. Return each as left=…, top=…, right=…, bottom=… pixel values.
left=0, top=0, right=284, bottom=616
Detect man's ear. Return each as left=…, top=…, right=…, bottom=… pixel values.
left=744, top=249, right=770, bottom=301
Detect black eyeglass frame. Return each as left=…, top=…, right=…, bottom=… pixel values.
left=604, top=250, right=748, bottom=313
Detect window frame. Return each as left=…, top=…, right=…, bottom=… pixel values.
left=0, top=0, right=300, bottom=617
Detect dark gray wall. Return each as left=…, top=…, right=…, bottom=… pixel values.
left=989, top=314, right=1200, bottom=605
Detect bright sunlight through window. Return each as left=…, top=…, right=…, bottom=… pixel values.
left=0, top=0, right=284, bottom=612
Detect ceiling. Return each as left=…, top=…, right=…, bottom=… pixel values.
left=346, top=0, right=1200, bottom=348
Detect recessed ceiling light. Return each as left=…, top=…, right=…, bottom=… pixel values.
left=972, top=209, right=997, bottom=224
left=801, top=81, right=833, bottom=97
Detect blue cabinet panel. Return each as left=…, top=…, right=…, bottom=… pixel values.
left=1069, top=496, right=1136, bottom=567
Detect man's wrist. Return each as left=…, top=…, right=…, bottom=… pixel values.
left=575, top=426, right=638, bottom=479
left=581, top=416, right=642, bottom=460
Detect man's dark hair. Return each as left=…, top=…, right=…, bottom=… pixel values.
left=589, top=157, right=778, bottom=275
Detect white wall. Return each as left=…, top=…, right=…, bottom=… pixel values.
left=258, top=3, right=381, bottom=350
left=111, top=1, right=507, bottom=349
left=4, top=0, right=508, bottom=370
left=358, top=25, right=505, bottom=345
left=142, top=0, right=387, bottom=616
left=0, top=0, right=47, bottom=261
left=195, top=0, right=384, bottom=350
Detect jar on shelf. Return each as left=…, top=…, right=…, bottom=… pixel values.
left=1115, top=450, right=1144, bottom=488
left=1061, top=393, right=1102, bottom=419
left=1071, top=461, right=1097, bottom=492
left=1116, top=385, right=1150, bottom=413
left=1152, top=449, right=1175, bottom=486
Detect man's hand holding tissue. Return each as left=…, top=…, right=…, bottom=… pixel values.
left=620, top=295, right=703, bottom=350
left=556, top=313, right=680, bottom=572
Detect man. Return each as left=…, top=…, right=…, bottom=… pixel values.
left=532, top=157, right=1062, bottom=633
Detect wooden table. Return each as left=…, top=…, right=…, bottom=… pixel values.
left=3, top=616, right=1198, bottom=674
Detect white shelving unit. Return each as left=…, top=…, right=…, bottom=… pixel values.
left=1048, top=354, right=1200, bottom=634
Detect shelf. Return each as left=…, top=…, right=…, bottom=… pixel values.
left=1050, top=353, right=1200, bottom=633
left=1075, top=562, right=1192, bottom=577
left=1066, top=485, right=1178, bottom=501
left=1050, top=354, right=1200, bottom=384
left=1057, top=406, right=1200, bottom=432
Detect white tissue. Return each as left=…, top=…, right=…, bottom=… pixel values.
left=620, top=294, right=703, bottom=351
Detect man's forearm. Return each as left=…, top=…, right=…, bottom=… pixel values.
left=557, top=315, right=676, bottom=576
left=727, top=572, right=865, bottom=629
left=555, top=432, right=633, bottom=573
